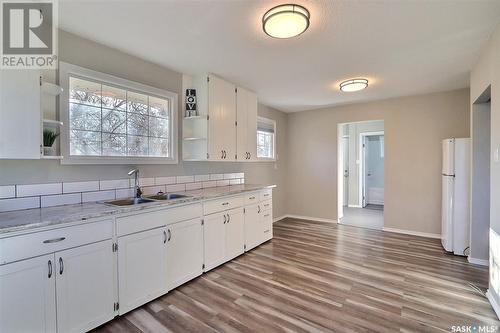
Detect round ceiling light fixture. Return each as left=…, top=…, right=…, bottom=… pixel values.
left=339, top=79, right=369, bottom=92
left=262, top=4, right=310, bottom=39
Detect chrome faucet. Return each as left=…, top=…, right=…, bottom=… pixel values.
left=128, top=169, right=142, bottom=200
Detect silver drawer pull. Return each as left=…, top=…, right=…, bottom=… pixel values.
left=264, top=204, right=270, bottom=207
left=222, top=202, right=229, bottom=206
left=264, top=193, right=270, bottom=197
left=264, top=214, right=270, bottom=217
left=264, top=229, right=270, bottom=233
left=43, top=237, right=66, bottom=244
left=249, top=196, right=255, bottom=200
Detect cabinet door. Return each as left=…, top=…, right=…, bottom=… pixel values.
left=203, top=211, right=226, bottom=271
left=236, top=87, right=257, bottom=161
left=262, top=209, right=274, bottom=242
left=55, top=240, right=115, bottom=333
left=208, top=75, right=236, bottom=161
left=0, top=70, right=41, bottom=159
left=225, top=207, right=245, bottom=260
left=244, top=204, right=262, bottom=251
left=0, top=254, right=56, bottom=333
left=245, top=89, right=258, bottom=161
left=166, top=218, right=203, bottom=290
left=118, top=227, right=168, bottom=314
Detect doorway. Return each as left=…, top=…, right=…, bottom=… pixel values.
left=337, top=120, right=384, bottom=230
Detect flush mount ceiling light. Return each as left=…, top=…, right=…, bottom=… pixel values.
left=262, top=4, right=310, bottom=39
left=339, top=79, right=369, bottom=92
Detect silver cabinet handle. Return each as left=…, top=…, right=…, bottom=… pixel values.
left=248, top=152, right=251, bottom=159
left=264, top=214, right=270, bottom=217
left=59, top=257, right=64, bottom=275
left=221, top=150, right=224, bottom=159
left=227, top=214, right=230, bottom=223
left=43, top=237, right=66, bottom=244
left=249, top=196, right=255, bottom=200
left=258, top=205, right=261, bottom=213
left=264, top=204, right=270, bottom=207
left=264, top=229, right=270, bottom=233
left=167, top=229, right=171, bottom=241
left=48, top=260, right=52, bottom=279
left=163, top=230, right=167, bottom=244
left=223, top=214, right=227, bottom=224
left=222, top=202, right=229, bottom=206
left=264, top=193, right=270, bottom=197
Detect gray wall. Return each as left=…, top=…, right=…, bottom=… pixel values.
left=286, top=89, right=470, bottom=235
left=0, top=30, right=289, bottom=218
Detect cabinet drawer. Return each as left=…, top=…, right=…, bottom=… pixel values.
left=260, top=189, right=272, bottom=201
left=0, top=219, right=113, bottom=265
left=244, top=192, right=259, bottom=205
left=261, top=199, right=272, bottom=212
left=262, top=211, right=273, bottom=241
left=203, top=196, right=244, bottom=215
left=117, top=203, right=202, bottom=237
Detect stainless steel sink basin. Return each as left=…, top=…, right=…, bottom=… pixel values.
left=145, top=193, right=190, bottom=201
left=105, top=198, right=155, bottom=206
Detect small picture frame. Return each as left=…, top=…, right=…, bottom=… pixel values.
left=185, top=89, right=197, bottom=117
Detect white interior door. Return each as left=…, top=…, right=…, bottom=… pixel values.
left=225, top=207, right=245, bottom=260
left=0, top=254, right=56, bottom=333
left=118, top=227, right=168, bottom=314
left=365, top=135, right=385, bottom=205
left=166, top=218, right=203, bottom=290
left=342, top=137, right=349, bottom=206
left=441, top=175, right=454, bottom=252
left=55, top=240, right=115, bottom=333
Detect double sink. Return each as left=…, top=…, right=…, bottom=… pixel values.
left=105, top=193, right=190, bottom=206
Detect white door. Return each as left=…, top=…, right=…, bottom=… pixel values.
left=208, top=75, right=236, bottom=161
left=55, top=240, right=116, bottom=333
left=225, top=207, right=245, bottom=261
left=0, top=70, right=42, bottom=159
left=342, top=137, right=349, bottom=206
left=0, top=254, right=56, bottom=333
left=441, top=175, right=454, bottom=252
left=204, top=211, right=226, bottom=271
left=244, top=203, right=261, bottom=250
left=442, top=138, right=455, bottom=175
left=166, top=218, right=204, bottom=290
left=118, top=227, right=168, bottom=314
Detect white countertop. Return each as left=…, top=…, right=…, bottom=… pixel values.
left=0, top=184, right=275, bottom=235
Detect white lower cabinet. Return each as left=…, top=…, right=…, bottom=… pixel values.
left=0, top=254, right=56, bottom=333
left=204, top=211, right=227, bottom=271
left=244, top=203, right=262, bottom=251
left=225, top=208, right=245, bottom=261
left=166, top=218, right=204, bottom=290
left=55, top=240, right=116, bottom=333
left=118, top=226, right=168, bottom=315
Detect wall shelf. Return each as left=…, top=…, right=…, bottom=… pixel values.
left=183, top=137, right=207, bottom=141
left=184, top=115, right=206, bottom=120
left=43, top=119, right=63, bottom=127
left=41, top=155, right=63, bottom=160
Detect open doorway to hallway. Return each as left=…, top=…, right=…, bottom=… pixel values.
left=337, top=120, right=384, bottom=230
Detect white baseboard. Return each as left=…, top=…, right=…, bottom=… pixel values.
left=273, top=215, right=287, bottom=223
left=487, top=290, right=500, bottom=319
left=383, top=227, right=441, bottom=239
left=281, top=214, right=337, bottom=224
left=468, top=256, right=489, bottom=266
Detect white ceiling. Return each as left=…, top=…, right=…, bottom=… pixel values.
left=59, top=0, right=500, bottom=112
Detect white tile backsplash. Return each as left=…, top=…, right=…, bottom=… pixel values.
left=41, top=193, right=81, bottom=208
left=166, top=184, right=186, bottom=192
left=0, top=185, right=15, bottom=199
left=63, top=181, right=99, bottom=193
left=17, top=183, right=62, bottom=197
left=0, top=172, right=245, bottom=212
left=195, top=174, right=210, bottom=182
left=185, top=182, right=202, bottom=191
left=82, top=190, right=115, bottom=203
left=155, top=176, right=176, bottom=185
left=176, top=175, right=194, bottom=184
left=100, top=179, right=130, bottom=190
left=0, top=197, right=40, bottom=212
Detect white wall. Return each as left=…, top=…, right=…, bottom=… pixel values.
left=470, top=21, right=500, bottom=315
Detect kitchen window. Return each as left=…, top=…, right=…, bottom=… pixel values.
left=256, top=117, right=276, bottom=160
left=59, top=62, right=178, bottom=164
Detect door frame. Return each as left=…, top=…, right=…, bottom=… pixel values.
left=359, top=131, right=384, bottom=208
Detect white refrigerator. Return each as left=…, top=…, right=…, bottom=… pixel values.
left=441, top=138, right=470, bottom=255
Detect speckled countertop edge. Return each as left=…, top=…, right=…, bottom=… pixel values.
left=0, top=184, right=275, bottom=235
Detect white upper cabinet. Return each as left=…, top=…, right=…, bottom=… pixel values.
left=182, top=74, right=259, bottom=162
left=0, top=70, right=42, bottom=159
left=0, top=254, right=57, bottom=333
left=236, top=87, right=258, bottom=161
left=55, top=240, right=116, bottom=333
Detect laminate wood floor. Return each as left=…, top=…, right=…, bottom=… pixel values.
left=92, top=218, right=499, bottom=333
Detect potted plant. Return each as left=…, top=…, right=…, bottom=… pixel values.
left=43, top=129, right=59, bottom=156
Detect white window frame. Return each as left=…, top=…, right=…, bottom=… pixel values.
left=59, top=62, right=178, bottom=165
left=256, top=116, right=276, bottom=161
